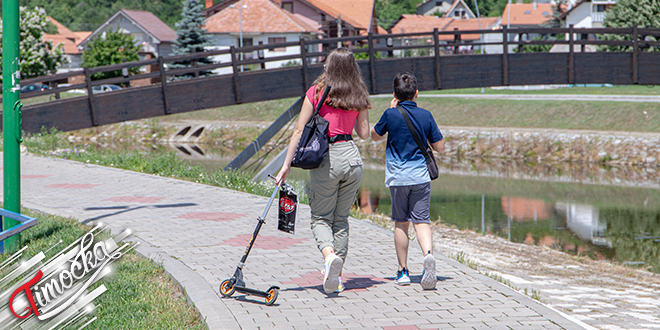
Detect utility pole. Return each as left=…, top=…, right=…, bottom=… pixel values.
left=337, top=15, right=343, bottom=48
left=2, top=0, right=22, bottom=253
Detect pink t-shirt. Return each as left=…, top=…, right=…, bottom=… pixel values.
left=306, top=85, right=359, bottom=138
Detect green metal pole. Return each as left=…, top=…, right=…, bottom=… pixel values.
left=2, top=0, right=22, bottom=253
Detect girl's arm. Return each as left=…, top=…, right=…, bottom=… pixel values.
left=354, top=109, right=370, bottom=140
left=275, top=96, right=315, bottom=186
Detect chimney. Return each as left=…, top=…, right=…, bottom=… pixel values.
left=533, top=0, right=537, bottom=10
left=205, top=0, right=213, bottom=9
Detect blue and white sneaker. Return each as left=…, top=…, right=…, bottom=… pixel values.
left=395, top=267, right=411, bottom=286
left=421, top=253, right=437, bottom=290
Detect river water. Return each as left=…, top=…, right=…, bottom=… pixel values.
left=161, top=140, right=660, bottom=273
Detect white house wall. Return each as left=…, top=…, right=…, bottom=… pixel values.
left=207, top=33, right=315, bottom=74
left=565, top=1, right=593, bottom=29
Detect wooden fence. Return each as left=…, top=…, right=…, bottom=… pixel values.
left=6, top=25, right=660, bottom=133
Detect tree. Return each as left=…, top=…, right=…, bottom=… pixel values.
left=81, top=26, right=141, bottom=80
left=171, top=0, right=212, bottom=77
left=4, top=0, right=182, bottom=31
left=547, top=0, right=568, bottom=28
left=465, top=0, right=509, bottom=18
left=375, top=0, right=423, bottom=30
left=600, top=0, right=660, bottom=52
left=0, top=6, right=68, bottom=81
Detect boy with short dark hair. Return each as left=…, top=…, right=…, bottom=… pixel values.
left=370, top=72, right=445, bottom=289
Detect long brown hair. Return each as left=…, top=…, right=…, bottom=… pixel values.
left=313, top=48, right=371, bottom=112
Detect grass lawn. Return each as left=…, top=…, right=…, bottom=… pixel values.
left=0, top=208, right=205, bottom=330
left=420, top=84, right=660, bottom=95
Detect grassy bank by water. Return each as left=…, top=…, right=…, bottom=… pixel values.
left=158, top=86, right=660, bottom=133
left=0, top=208, right=205, bottom=330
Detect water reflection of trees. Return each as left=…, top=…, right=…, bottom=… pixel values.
left=602, top=208, right=660, bottom=273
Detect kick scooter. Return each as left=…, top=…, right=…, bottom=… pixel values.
left=219, top=178, right=293, bottom=305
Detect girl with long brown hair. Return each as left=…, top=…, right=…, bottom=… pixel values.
left=276, top=48, right=370, bottom=294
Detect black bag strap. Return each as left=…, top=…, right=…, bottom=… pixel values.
left=398, top=106, right=432, bottom=162
left=310, top=85, right=331, bottom=119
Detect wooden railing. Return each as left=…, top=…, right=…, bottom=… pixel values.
left=4, top=25, right=660, bottom=133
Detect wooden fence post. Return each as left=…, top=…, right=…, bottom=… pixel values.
left=368, top=32, right=376, bottom=94
left=568, top=25, right=575, bottom=85
left=502, top=26, right=508, bottom=86
left=453, top=28, right=460, bottom=54
left=158, top=56, right=170, bottom=115
left=434, top=28, right=441, bottom=90
left=300, top=37, right=308, bottom=92
left=83, top=67, right=98, bottom=126
left=633, top=24, right=639, bottom=84
left=230, top=46, right=242, bottom=104
left=191, top=48, right=199, bottom=78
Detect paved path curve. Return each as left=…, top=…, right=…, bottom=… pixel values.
left=2, top=153, right=588, bottom=330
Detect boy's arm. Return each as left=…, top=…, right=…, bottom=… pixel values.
left=371, top=127, right=386, bottom=141
left=431, top=139, right=445, bottom=153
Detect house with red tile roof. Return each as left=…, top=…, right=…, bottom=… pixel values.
left=78, top=9, right=177, bottom=58
left=203, top=0, right=323, bottom=70
left=43, top=17, right=91, bottom=72
left=444, top=0, right=477, bottom=19
left=267, top=0, right=382, bottom=36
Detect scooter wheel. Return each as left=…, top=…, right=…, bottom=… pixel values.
left=265, top=287, right=278, bottom=306
left=220, top=279, right=235, bottom=297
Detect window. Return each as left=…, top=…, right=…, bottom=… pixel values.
left=321, top=14, right=326, bottom=21
left=543, top=11, right=549, bottom=16
left=524, top=10, right=531, bottom=14
left=436, top=1, right=442, bottom=5
left=268, top=37, right=287, bottom=52
left=454, top=9, right=466, bottom=18
left=282, top=2, right=293, bottom=13
left=596, top=4, right=606, bottom=12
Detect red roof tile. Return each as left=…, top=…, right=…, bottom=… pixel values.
left=308, top=0, right=375, bottom=32
left=390, top=14, right=454, bottom=34
left=44, top=17, right=90, bottom=54
left=121, top=9, right=177, bottom=42
left=204, top=0, right=322, bottom=34
left=501, top=3, right=554, bottom=26
left=440, top=17, right=500, bottom=40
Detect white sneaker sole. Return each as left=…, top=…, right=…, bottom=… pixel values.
left=395, top=278, right=411, bottom=286
left=323, top=257, right=343, bottom=293
left=421, top=254, right=437, bottom=290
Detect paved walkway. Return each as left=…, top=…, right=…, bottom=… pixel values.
left=373, top=93, right=660, bottom=103
left=2, top=153, right=587, bottom=330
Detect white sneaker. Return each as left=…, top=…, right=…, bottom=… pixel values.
left=421, top=253, right=437, bottom=290
left=323, top=254, right=343, bottom=294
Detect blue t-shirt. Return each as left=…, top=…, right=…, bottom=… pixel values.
left=373, top=101, right=443, bottom=187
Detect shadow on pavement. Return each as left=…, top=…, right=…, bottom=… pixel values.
left=82, top=203, right=198, bottom=224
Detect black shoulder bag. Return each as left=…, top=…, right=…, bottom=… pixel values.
left=291, top=86, right=331, bottom=169
left=398, top=106, right=439, bottom=180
